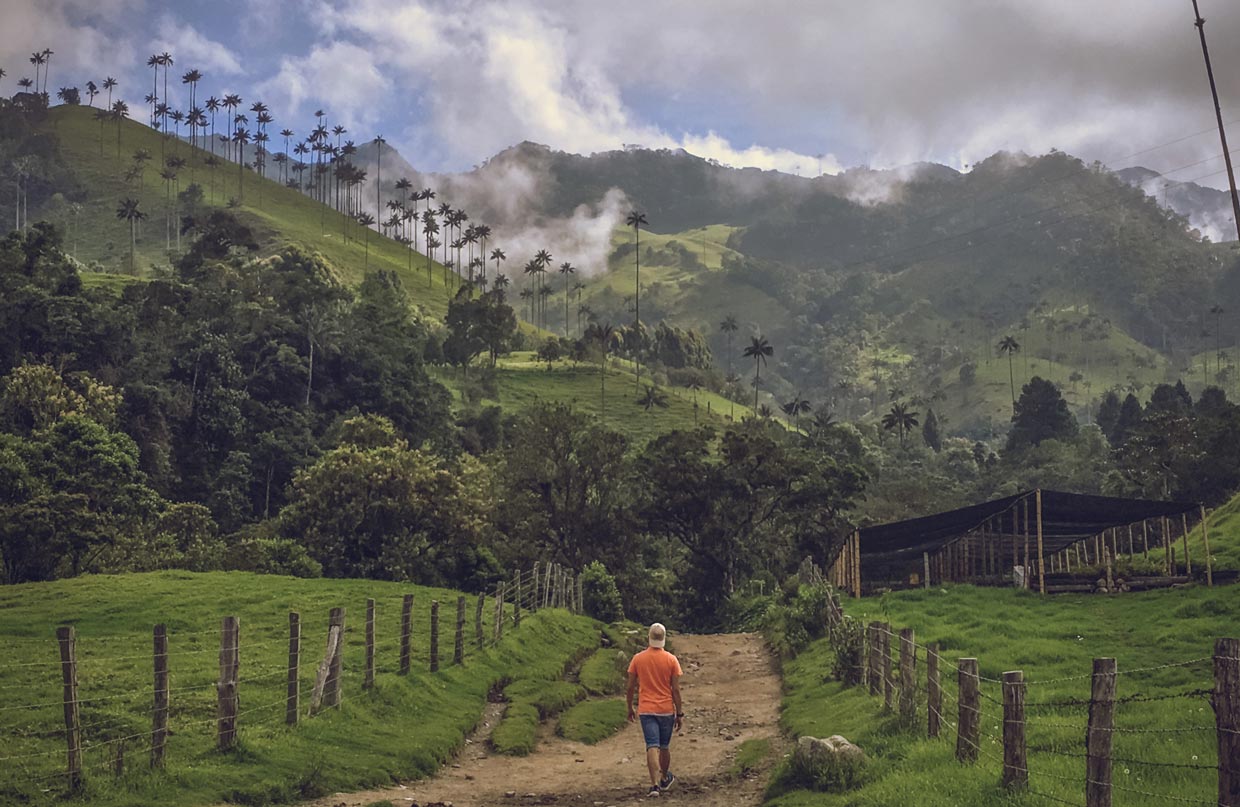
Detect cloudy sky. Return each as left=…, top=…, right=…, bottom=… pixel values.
left=5, top=0, right=1240, bottom=186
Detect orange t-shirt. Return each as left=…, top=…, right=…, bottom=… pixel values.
left=628, top=647, right=683, bottom=714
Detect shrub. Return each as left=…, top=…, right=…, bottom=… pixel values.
left=581, top=561, right=624, bottom=622
left=227, top=537, right=323, bottom=578
left=579, top=647, right=628, bottom=695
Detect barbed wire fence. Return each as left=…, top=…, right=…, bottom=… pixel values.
left=822, top=591, right=1239, bottom=807
left=0, top=560, right=585, bottom=802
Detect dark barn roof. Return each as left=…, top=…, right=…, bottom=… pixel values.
left=858, top=490, right=1199, bottom=580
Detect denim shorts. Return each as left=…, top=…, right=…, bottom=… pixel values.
left=640, top=714, right=675, bottom=749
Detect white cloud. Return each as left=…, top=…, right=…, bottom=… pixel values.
left=148, top=15, right=245, bottom=77
left=256, top=41, right=391, bottom=131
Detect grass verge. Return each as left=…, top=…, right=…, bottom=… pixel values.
left=556, top=699, right=629, bottom=745
left=0, top=571, right=597, bottom=806
left=727, top=737, right=772, bottom=779
left=769, top=582, right=1240, bottom=807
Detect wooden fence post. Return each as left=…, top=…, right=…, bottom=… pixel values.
left=475, top=593, right=486, bottom=650
left=56, top=626, right=81, bottom=789
left=1216, top=638, right=1240, bottom=807
left=956, top=658, right=980, bottom=763
left=286, top=612, right=300, bottom=726
left=1002, top=670, right=1027, bottom=788
left=217, top=616, right=239, bottom=750
left=514, top=571, right=523, bottom=628
left=577, top=573, right=584, bottom=614
left=927, top=642, right=941, bottom=738
left=923, top=552, right=931, bottom=589
left=882, top=624, right=894, bottom=711
left=531, top=562, right=540, bottom=611
left=309, top=619, right=341, bottom=716
left=1035, top=489, right=1046, bottom=594
left=399, top=594, right=413, bottom=675
left=1086, top=657, right=1117, bottom=807
left=868, top=622, right=882, bottom=697
left=152, top=624, right=169, bottom=767
left=1202, top=506, right=1214, bottom=587
left=494, top=581, right=505, bottom=642
left=1141, top=519, right=1149, bottom=557
left=454, top=595, right=466, bottom=665
left=543, top=563, right=552, bottom=609
left=327, top=607, right=344, bottom=708
left=899, top=628, right=916, bottom=722
left=430, top=600, right=440, bottom=672
left=364, top=598, right=375, bottom=690
left=1181, top=513, right=1193, bottom=576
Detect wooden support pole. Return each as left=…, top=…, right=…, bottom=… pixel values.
left=309, top=621, right=341, bottom=716
left=1035, top=489, right=1046, bottom=594
left=364, top=598, right=375, bottom=690
left=514, top=571, right=523, bottom=627
left=531, top=561, right=540, bottom=612
left=285, top=612, right=299, bottom=726
left=1002, top=670, right=1027, bottom=789
left=1202, top=506, right=1215, bottom=587
left=454, top=595, right=466, bottom=665
left=152, top=624, right=169, bottom=767
left=399, top=593, right=413, bottom=675
left=543, top=563, right=552, bottom=609
left=475, top=593, right=486, bottom=650
left=1163, top=516, right=1173, bottom=575
left=882, top=624, right=894, bottom=711
left=923, top=552, right=931, bottom=589
left=217, top=616, right=239, bottom=750
left=1141, top=519, right=1149, bottom=557
left=927, top=642, right=941, bottom=738
left=56, top=626, right=82, bottom=790
left=853, top=532, right=862, bottom=598
left=577, top=573, right=584, bottom=613
left=1086, top=657, right=1117, bottom=807
left=326, top=607, right=344, bottom=708
left=868, top=622, right=882, bottom=697
left=430, top=600, right=440, bottom=672
left=1023, top=497, right=1031, bottom=589
left=1216, top=637, right=1240, bottom=807
left=899, top=628, right=916, bottom=722
left=956, top=657, right=980, bottom=763
left=494, top=581, right=505, bottom=642
left=1011, top=508, right=1019, bottom=583
left=1181, top=512, right=1193, bottom=576
left=1126, top=524, right=1134, bottom=557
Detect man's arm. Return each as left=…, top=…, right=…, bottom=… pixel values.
left=671, top=675, right=684, bottom=730
left=626, top=671, right=639, bottom=722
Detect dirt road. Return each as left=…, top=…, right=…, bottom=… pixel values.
left=304, top=632, right=782, bottom=807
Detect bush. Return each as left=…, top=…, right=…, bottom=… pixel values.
left=227, top=537, right=323, bottom=578
left=581, top=561, right=624, bottom=622
left=761, top=583, right=833, bottom=657
left=579, top=647, right=628, bottom=695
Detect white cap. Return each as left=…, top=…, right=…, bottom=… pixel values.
left=648, top=622, right=667, bottom=648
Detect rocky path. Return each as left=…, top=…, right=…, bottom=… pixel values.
left=303, top=632, right=783, bottom=807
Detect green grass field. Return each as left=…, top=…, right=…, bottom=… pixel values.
left=0, top=571, right=598, bottom=806
left=772, top=582, right=1239, bottom=807
left=556, top=699, right=628, bottom=745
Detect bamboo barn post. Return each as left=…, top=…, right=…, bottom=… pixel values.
left=1181, top=513, right=1193, bottom=576
left=923, top=552, right=931, bottom=589
left=56, top=626, right=81, bottom=789
left=1002, top=670, right=1027, bottom=789
left=1216, top=638, right=1240, bottom=807
left=1142, top=519, right=1150, bottom=557
left=454, top=595, right=466, bottom=665
left=285, top=612, right=300, bottom=726
left=1162, top=516, right=1173, bottom=575
left=899, top=628, right=916, bottom=722
left=1086, top=657, right=1117, bottom=807
left=1035, top=489, right=1046, bottom=594
left=882, top=624, right=894, bottom=711
left=364, top=598, right=375, bottom=690
left=1126, top=524, right=1134, bottom=556
left=1202, top=506, right=1215, bottom=587
left=927, top=642, right=941, bottom=738
left=430, top=600, right=440, bottom=672
left=217, top=616, right=240, bottom=750
left=399, top=593, right=413, bottom=675
left=1011, top=507, right=1019, bottom=583
left=326, top=607, right=344, bottom=708
left=1023, top=497, right=1031, bottom=589
left=853, top=531, right=862, bottom=598
left=956, top=658, right=980, bottom=763
left=475, top=592, right=485, bottom=650
left=868, top=622, right=882, bottom=697
left=152, top=623, right=169, bottom=767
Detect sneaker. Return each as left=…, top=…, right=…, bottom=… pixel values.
left=647, top=785, right=661, bottom=797
left=659, top=772, right=676, bottom=791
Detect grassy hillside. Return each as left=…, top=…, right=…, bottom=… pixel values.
left=40, top=105, right=459, bottom=320
left=775, top=582, right=1239, bottom=807
left=0, top=571, right=598, bottom=806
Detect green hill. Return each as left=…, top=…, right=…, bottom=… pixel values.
left=0, top=571, right=598, bottom=807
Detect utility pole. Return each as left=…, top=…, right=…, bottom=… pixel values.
left=1192, top=0, right=1240, bottom=242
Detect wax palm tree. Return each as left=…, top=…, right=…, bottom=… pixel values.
left=115, top=198, right=145, bottom=274
left=110, top=100, right=129, bottom=158
left=181, top=69, right=202, bottom=145
left=41, top=49, right=54, bottom=95
left=490, top=247, right=506, bottom=288
left=371, top=134, right=386, bottom=219
left=743, top=334, right=773, bottom=410
left=85, top=80, right=98, bottom=106
left=881, top=403, right=920, bottom=449
left=159, top=166, right=176, bottom=251
left=232, top=127, right=249, bottom=200
left=997, top=335, right=1021, bottom=412
left=222, top=94, right=241, bottom=156
left=587, top=322, right=616, bottom=420
left=572, top=280, right=587, bottom=336
left=146, top=55, right=160, bottom=123
left=626, top=210, right=647, bottom=324
left=206, top=96, right=221, bottom=154
left=638, top=385, right=669, bottom=412
left=356, top=212, right=376, bottom=266
left=519, top=288, right=534, bottom=324
left=534, top=249, right=552, bottom=329
left=720, top=314, right=739, bottom=376
left=93, top=107, right=109, bottom=154
left=781, top=394, right=812, bottom=429
left=1211, top=304, right=1225, bottom=376
left=157, top=52, right=173, bottom=118
left=29, top=52, right=45, bottom=97
left=559, top=262, right=575, bottom=337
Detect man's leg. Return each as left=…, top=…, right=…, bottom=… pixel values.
left=646, top=747, right=661, bottom=787
left=659, top=747, right=670, bottom=776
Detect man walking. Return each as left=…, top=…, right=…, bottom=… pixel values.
left=626, top=622, right=684, bottom=797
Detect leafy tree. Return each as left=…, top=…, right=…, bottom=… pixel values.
left=1006, top=376, right=1077, bottom=451
left=922, top=407, right=942, bottom=452
left=580, top=560, right=624, bottom=622
left=1096, top=390, right=1122, bottom=444
left=881, top=402, right=920, bottom=449
left=1112, top=393, right=1144, bottom=446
